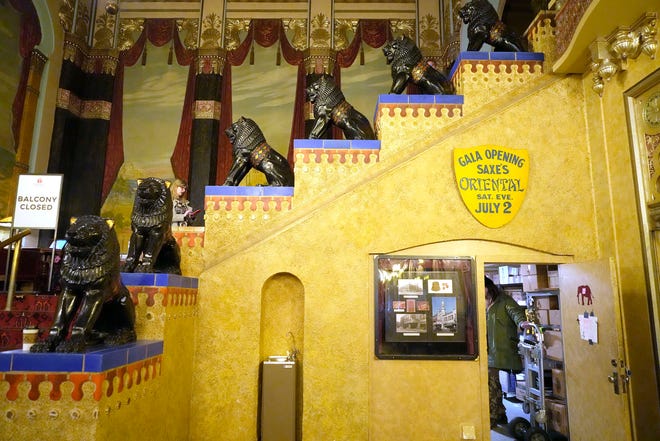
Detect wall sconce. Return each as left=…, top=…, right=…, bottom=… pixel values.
left=588, top=13, right=657, bottom=96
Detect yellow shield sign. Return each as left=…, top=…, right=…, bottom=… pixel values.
left=453, top=145, right=529, bottom=228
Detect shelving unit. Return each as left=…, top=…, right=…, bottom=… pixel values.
left=486, top=263, right=570, bottom=438
left=525, top=288, right=570, bottom=438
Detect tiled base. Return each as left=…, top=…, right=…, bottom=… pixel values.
left=0, top=340, right=163, bottom=372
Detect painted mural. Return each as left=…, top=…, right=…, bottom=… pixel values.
left=100, top=43, right=189, bottom=251
left=101, top=41, right=390, bottom=251
left=0, top=12, right=391, bottom=249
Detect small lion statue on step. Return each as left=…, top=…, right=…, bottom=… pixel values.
left=122, top=177, right=182, bottom=274
left=223, top=116, right=295, bottom=187
left=382, top=35, right=455, bottom=95
left=31, top=215, right=136, bottom=353
left=306, top=75, right=375, bottom=140
left=458, top=0, right=528, bottom=52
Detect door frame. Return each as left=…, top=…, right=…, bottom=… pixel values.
left=623, top=67, right=660, bottom=392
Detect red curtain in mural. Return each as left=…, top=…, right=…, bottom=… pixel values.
left=108, top=18, right=393, bottom=191
left=8, top=0, right=41, bottom=152
left=104, top=19, right=194, bottom=201
left=217, top=19, right=305, bottom=181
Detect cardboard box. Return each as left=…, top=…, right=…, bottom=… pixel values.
left=535, top=309, right=550, bottom=325
left=534, top=296, right=558, bottom=309
left=520, top=264, right=546, bottom=276
left=543, top=330, right=563, bottom=361
left=523, top=273, right=549, bottom=291
left=552, top=368, right=566, bottom=399
left=546, top=398, right=569, bottom=436
left=548, top=274, right=559, bottom=288
left=548, top=309, right=562, bottom=326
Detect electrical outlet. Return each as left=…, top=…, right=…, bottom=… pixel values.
left=461, top=424, right=476, bottom=440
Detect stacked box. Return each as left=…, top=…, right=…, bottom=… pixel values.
left=534, top=296, right=559, bottom=309
left=546, top=398, right=569, bottom=436
left=498, top=265, right=520, bottom=284
left=543, top=330, right=564, bottom=360
left=548, top=309, right=562, bottom=326
left=522, top=265, right=549, bottom=291
left=535, top=309, right=549, bottom=325
left=547, top=265, right=558, bottom=287
left=552, top=368, right=566, bottom=399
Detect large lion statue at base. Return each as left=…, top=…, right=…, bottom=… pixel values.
left=383, top=35, right=455, bottom=95
left=458, top=0, right=528, bottom=52
left=122, top=177, right=182, bottom=274
left=30, top=215, right=136, bottom=353
left=306, top=75, right=375, bottom=140
left=223, top=116, right=294, bottom=187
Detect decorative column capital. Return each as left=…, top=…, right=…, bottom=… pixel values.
left=303, top=48, right=337, bottom=75
left=195, top=48, right=227, bottom=75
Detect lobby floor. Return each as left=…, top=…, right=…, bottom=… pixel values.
left=490, top=397, right=527, bottom=441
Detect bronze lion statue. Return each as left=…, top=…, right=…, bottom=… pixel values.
left=31, top=215, right=136, bottom=353
left=383, top=35, right=455, bottom=95
left=306, top=75, right=375, bottom=140
left=123, top=177, right=182, bottom=274
left=458, top=0, right=528, bottom=52
left=223, top=116, right=294, bottom=187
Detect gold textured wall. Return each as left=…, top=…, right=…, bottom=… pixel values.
left=189, top=62, right=608, bottom=440
left=581, top=53, right=660, bottom=441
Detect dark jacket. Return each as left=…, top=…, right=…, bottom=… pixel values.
left=487, top=293, right=526, bottom=370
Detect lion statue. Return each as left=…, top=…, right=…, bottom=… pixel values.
left=223, top=116, right=294, bottom=187
left=458, top=0, right=528, bottom=52
left=306, top=75, right=375, bottom=140
left=122, top=177, right=182, bottom=274
left=30, top=215, right=136, bottom=353
left=383, top=35, right=455, bottom=95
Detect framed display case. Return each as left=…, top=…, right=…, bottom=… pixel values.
left=374, top=255, right=478, bottom=360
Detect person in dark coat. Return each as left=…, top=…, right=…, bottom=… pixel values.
left=485, top=276, right=528, bottom=428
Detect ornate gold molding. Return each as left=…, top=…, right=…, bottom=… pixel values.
left=334, top=19, right=357, bottom=51
left=118, top=18, right=145, bottom=51
left=310, top=13, right=331, bottom=48
left=419, top=14, right=440, bottom=51
left=223, top=18, right=250, bottom=51
left=590, top=13, right=657, bottom=96
left=390, top=19, right=415, bottom=40
left=59, top=0, right=90, bottom=40
left=202, top=13, right=224, bottom=49
left=284, top=19, right=307, bottom=51
left=93, top=12, right=117, bottom=49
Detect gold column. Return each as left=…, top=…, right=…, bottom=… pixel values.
left=7, top=50, right=48, bottom=215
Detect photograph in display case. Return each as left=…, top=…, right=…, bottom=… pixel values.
left=374, top=255, right=478, bottom=359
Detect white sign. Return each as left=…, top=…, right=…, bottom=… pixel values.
left=13, top=174, right=63, bottom=229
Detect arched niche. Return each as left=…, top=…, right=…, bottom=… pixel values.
left=259, top=272, right=304, bottom=361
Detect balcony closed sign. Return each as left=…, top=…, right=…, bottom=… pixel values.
left=453, top=145, right=528, bottom=228
left=13, top=174, right=63, bottom=229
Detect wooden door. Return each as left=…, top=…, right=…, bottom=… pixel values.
left=558, top=259, right=632, bottom=441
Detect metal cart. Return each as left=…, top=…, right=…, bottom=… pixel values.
left=508, top=322, right=554, bottom=441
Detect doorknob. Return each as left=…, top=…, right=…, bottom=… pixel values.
left=608, top=371, right=620, bottom=394
left=621, top=368, right=632, bottom=394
